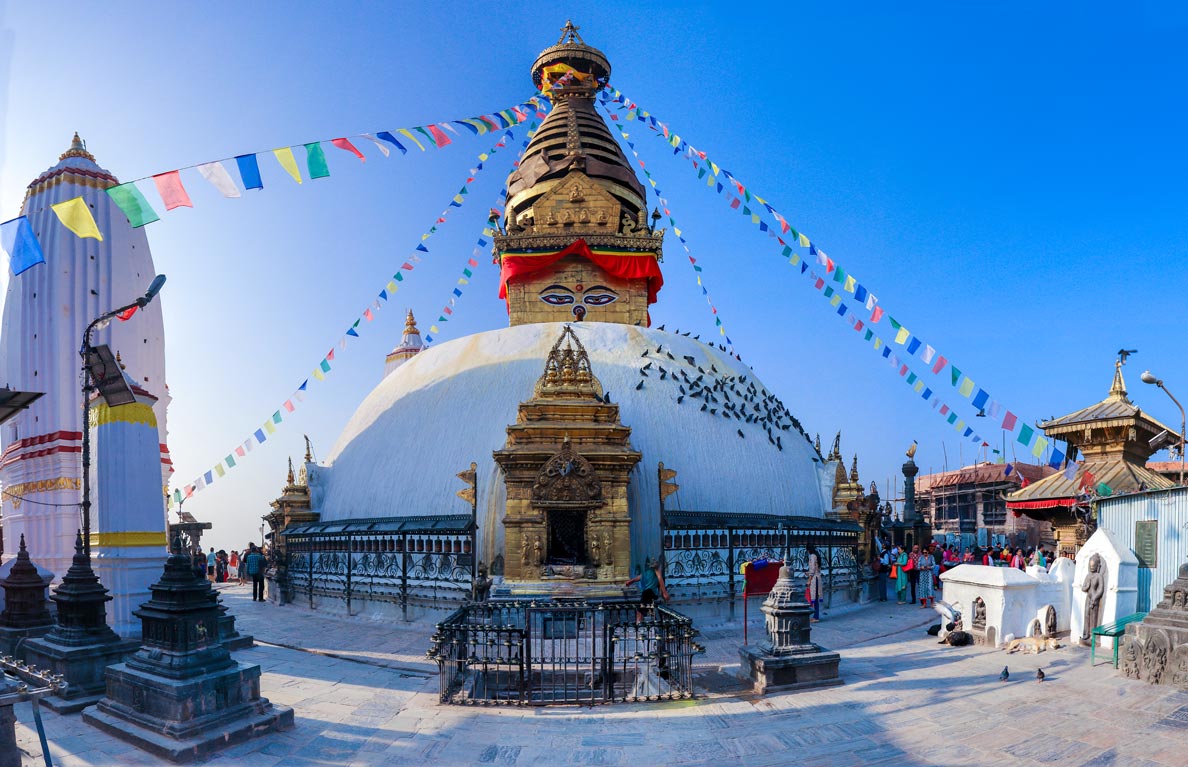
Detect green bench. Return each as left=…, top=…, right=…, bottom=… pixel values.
left=1090, top=612, right=1147, bottom=668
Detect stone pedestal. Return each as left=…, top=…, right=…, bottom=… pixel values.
left=739, top=565, right=842, bottom=694
left=0, top=535, right=55, bottom=659
left=217, top=603, right=254, bottom=651
left=83, top=539, right=292, bottom=762
left=23, top=533, right=138, bottom=713
left=1119, top=562, right=1188, bottom=688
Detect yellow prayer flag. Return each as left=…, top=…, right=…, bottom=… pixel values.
left=696, top=276, right=702, bottom=285
left=649, top=179, right=657, bottom=187
left=707, top=174, right=715, bottom=187
left=478, top=152, right=488, bottom=161
left=1032, top=435, right=1049, bottom=458
left=874, top=338, right=883, bottom=350
left=673, top=227, right=682, bottom=237
left=710, top=161, right=720, bottom=176
left=751, top=214, right=760, bottom=224
left=399, top=129, right=426, bottom=151
left=913, top=380, right=924, bottom=393
left=313, top=367, right=325, bottom=381
left=719, top=326, right=725, bottom=336
left=959, top=377, right=975, bottom=397
left=830, top=294, right=842, bottom=307
left=51, top=197, right=103, bottom=241
left=215, top=464, right=226, bottom=478
left=798, top=233, right=810, bottom=248
left=272, top=147, right=302, bottom=184
left=263, top=420, right=277, bottom=435
left=386, top=281, right=398, bottom=293
left=844, top=275, right=856, bottom=293
left=789, top=254, right=801, bottom=266
left=457, top=278, right=468, bottom=285
left=894, top=327, right=910, bottom=345
left=430, top=325, right=440, bottom=333
left=954, top=419, right=965, bottom=432
left=421, top=233, right=431, bottom=240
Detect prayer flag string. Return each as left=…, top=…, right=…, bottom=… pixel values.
left=599, top=86, right=1061, bottom=466
left=168, top=118, right=539, bottom=508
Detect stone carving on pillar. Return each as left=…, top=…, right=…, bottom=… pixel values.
left=1080, top=554, right=1105, bottom=643
left=1045, top=605, right=1058, bottom=638
left=972, top=598, right=987, bottom=631
left=1118, top=561, right=1188, bottom=687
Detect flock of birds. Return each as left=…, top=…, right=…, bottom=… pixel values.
left=999, top=666, right=1045, bottom=683
left=624, top=325, right=820, bottom=454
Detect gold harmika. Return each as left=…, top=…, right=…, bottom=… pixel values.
left=89, top=402, right=156, bottom=428
left=4, top=477, right=81, bottom=509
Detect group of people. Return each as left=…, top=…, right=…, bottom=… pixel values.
left=873, top=539, right=1065, bottom=607
left=191, top=544, right=269, bottom=601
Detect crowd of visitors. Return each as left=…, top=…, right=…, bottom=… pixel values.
left=872, top=539, right=1064, bottom=608
left=189, top=543, right=270, bottom=602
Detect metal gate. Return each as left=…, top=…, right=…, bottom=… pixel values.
left=428, top=600, right=701, bottom=705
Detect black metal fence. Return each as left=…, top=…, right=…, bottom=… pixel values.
left=661, top=512, right=862, bottom=614
left=283, top=515, right=475, bottom=617
left=427, top=601, right=702, bottom=705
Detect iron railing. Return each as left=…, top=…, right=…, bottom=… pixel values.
left=660, top=512, right=862, bottom=616
left=427, top=600, right=702, bottom=705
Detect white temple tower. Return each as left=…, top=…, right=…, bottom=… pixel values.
left=383, top=310, right=423, bottom=378
left=0, top=135, right=172, bottom=581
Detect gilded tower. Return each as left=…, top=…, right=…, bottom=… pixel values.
left=495, top=21, right=665, bottom=327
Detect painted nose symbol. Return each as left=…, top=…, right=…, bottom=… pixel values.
left=572, top=305, right=586, bottom=321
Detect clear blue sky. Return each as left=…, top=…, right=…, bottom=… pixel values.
left=3, top=2, right=1187, bottom=550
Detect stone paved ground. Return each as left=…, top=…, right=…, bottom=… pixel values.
left=13, top=584, right=1188, bottom=766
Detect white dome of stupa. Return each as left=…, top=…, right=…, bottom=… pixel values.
left=312, top=321, right=834, bottom=569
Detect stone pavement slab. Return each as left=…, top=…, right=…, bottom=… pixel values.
left=11, top=583, right=1188, bottom=766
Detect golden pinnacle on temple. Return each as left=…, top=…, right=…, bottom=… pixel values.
left=60, top=131, right=96, bottom=162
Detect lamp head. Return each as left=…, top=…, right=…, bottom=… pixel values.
left=137, top=274, right=167, bottom=307
left=1141, top=370, right=1160, bottom=386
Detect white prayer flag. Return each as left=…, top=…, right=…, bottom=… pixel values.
left=196, top=162, right=242, bottom=198
left=361, top=134, right=391, bottom=158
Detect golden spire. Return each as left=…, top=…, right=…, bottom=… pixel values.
left=1108, top=359, right=1129, bottom=401
left=115, top=350, right=126, bottom=370
left=60, top=132, right=96, bottom=162
left=535, top=325, right=603, bottom=398
left=404, top=309, right=419, bottom=335
left=303, top=434, right=313, bottom=463
left=850, top=454, right=860, bottom=483
left=287, top=457, right=295, bottom=485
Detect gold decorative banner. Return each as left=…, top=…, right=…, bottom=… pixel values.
left=3, top=477, right=80, bottom=509
left=90, top=402, right=157, bottom=429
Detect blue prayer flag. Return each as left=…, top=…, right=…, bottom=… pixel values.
left=346, top=328, right=359, bottom=337
left=972, top=389, right=990, bottom=411
left=204, top=470, right=214, bottom=485
left=1048, top=448, right=1065, bottom=469
left=235, top=154, right=263, bottom=190
left=881, top=347, right=891, bottom=359
left=906, top=337, right=921, bottom=355
left=453, top=288, right=462, bottom=297
left=376, top=132, right=408, bottom=155
left=415, top=244, right=429, bottom=253
left=453, top=120, right=480, bottom=135
left=254, top=428, right=266, bottom=443
left=837, top=303, right=848, bottom=317
left=1, top=217, right=46, bottom=276
left=922, top=387, right=932, bottom=400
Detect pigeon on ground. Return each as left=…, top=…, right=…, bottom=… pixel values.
left=642, top=361, right=653, bottom=370
left=1036, top=668, right=1044, bottom=683
left=700, top=404, right=707, bottom=412
left=641, top=350, right=649, bottom=358
left=635, top=380, right=644, bottom=390
left=676, top=395, right=684, bottom=404
left=999, top=666, right=1009, bottom=682
left=737, top=430, right=745, bottom=438
left=666, top=352, right=675, bottom=361
left=657, top=324, right=666, bottom=331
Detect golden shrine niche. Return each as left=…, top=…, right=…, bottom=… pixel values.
left=493, top=326, right=640, bottom=591
left=519, top=171, right=621, bottom=235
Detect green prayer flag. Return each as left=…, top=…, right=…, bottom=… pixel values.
left=272, top=411, right=282, bottom=424
left=907, top=372, right=917, bottom=385
left=833, top=266, right=846, bottom=284
left=1096, top=482, right=1113, bottom=497
left=781, top=246, right=792, bottom=257
left=463, top=268, right=472, bottom=278
left=320, top=359, right=331, bottom=373
left=864, top=329, right=873, bottom=341
left=305, top=143, right=330, bottom=179
left=823, top=286, right=834, bottom=298
left=395, top=273, right=404, bottom=282
left=106, top=183, right=160, bottom=228
left=947, top=412, right=958, bottom=424
left=1018, top=423, right=1034, bottom=446
left=951, top=366, right=962, bottom=386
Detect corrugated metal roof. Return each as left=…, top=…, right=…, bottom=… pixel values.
left=1007, top=459, right=1175, bottom=506
left=283, top=514, right=474, bottom=537
left=663, top=511, right=860, bottom=533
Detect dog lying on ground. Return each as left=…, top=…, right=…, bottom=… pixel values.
left=1004, top=636, right=1061, bottom=654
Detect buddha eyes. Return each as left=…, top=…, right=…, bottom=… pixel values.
left=538, top=286, right=618, bottom=307
left=540, top=293, right=575, bottom=305
left=582, top=293, right=617, bottom=306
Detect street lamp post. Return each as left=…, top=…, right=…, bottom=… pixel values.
left=1141, top=370, right=1186, bottom=486
left=79, top=275, right=167, bottom=555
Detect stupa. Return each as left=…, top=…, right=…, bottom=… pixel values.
left=277, top=23, right=838, bottom=614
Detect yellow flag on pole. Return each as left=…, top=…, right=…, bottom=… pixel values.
left=51, top=197, right=103, bottom=241
left=272, top=148, right=302, bottom=184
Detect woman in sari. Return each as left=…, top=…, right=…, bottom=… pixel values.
left=895, top=546, right=910, bottom=604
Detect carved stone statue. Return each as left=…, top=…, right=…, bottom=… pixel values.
left=620, top=213, right=637, bottom=234
left=545, top=212, right=557, bottom=226
left=520, top=535, right=530, bottom=566
left=472, top=561, right=492, bottom=603
left=596, top=210, right=609, bottom=225
left=569, top=183, right=585, bottom=202
left=1080, top=553, right=1106, bottom=643
left=603, top=531, right=613, bottom=566
left=533, top=535, right=543, bottom=567
left=1044, top=605, right=1057, bottom=638
left=590, top=535, right=601, bottom=566
left=1121, top=635, right=1142, bottom=680
left=972, top=597, right=986, bottom=631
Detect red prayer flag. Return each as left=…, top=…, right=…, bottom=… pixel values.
left=1002, top=411, right=1018, bottom=431
left=853, top=320, right=864, bottom=332
left=940, top=405, right=950, bottom=415
left=899, top=365, right=908, bottom=376
left=443, top=306, right=453, bottom=315
left=116, top=305, right=139, bottom=322
left=427, top=125, right=451, bottom=147
left=401, top=262, right=414, bottom=270
left=235, top=446, right=246, bottom=458
left=932, top=355, right=947, bottom=375
left=467, top=258, right=478, bottom=267
left=326, top=349, right=335, bottom=361
left=283, top=399, right=295, bottom=413
left=871, top=306, right=884, bottom=323
left=152, top=171, right=193, bottom=211
left=331, top=138, right=365, bottom=162
left=364, top=308, right=374, bottom=321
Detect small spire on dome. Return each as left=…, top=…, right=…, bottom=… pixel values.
left=287, top=457, right=295, bottom=485
left=60, top=131, right=96, bottom=162
left=303, top=434, right=313, bottom=464
left=404, top=309, right=419, bottom=335
left=1108, top=359, right=1129, bottom=401
left=850, top=454, right=860, bottom=483
left=558, top=19, right=584, bottom=44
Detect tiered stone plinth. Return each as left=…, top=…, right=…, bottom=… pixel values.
left=739, top=565, right=842, bottom=694
left=0, top=535, right=55, bottom=658
left=217, top=602, right=254, bottom=651
left=1119, top=562, right=1188, bottom=688
left=23, top=533, right=138, bottom=713
left=83, top=539, right=291, bottom=762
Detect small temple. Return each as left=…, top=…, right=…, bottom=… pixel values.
left=1007, top=356, right=1178, bottom=555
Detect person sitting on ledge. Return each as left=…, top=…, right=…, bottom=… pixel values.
left=625, top=556, right=669, bottom=622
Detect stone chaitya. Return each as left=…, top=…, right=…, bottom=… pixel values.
left=1119, top=562, right=1188, bottom=689
left=83, top=537, right=292, bottom=761
left=493, top=325, right=640, bottom=595
left=0, top=535, right=55, bottom=657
